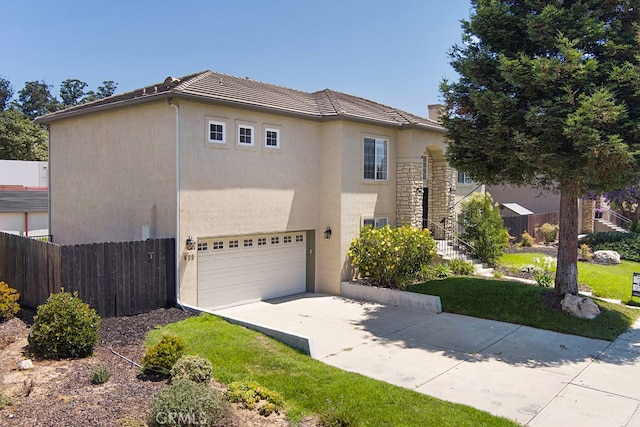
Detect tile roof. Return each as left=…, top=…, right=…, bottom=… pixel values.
left=36, top=70, right=443, bottom=131
left=0, top=189, right=48, bottom=212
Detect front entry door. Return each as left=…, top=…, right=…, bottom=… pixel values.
left=422, top=187, right=429, bottom=229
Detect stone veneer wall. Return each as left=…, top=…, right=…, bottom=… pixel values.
left=428, top=161, right=456, bottom=239
left=396, top=161, right=423, bottom=227
left=582, top=199, right=595, bottom=234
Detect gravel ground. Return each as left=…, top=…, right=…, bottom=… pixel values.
left=0, top=307, right=315, bottom=427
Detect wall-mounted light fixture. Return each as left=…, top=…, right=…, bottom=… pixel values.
left=324, top=227, right=332, bottom=239
left=186, top=235, right=196, bottom=250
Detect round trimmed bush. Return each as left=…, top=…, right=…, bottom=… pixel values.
left=170, top=355, right=212, bottom=384
left=147, top=379, right=228, bottom=426
left=28, top=290, right=100, bottom=359
left=142, top=334, right=186, bottom=376
left=0, top=281, right=20, bottom=321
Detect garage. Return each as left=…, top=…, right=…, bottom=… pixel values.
left=197, top=232, right=307, bottom=309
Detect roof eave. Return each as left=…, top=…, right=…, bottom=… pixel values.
left=35, top=92, right=174, bottom=124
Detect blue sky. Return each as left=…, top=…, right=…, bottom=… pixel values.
left=2, top=0, right=473, bottom=116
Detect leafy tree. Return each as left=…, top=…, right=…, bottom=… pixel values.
left=60, top=78, right=88, bottom=107
left=0, top=108, right=48, bottom=160
left=458, top=192, right=508, bottom=267
left=441, top=1, right=640, bottom=295
left=16, top=80, right=60, bottom=119
left=0, top=77, right=12, bottom=111
left=601, top=182, right=640, bottom=227
left=82, top=80, right=118, bottom=103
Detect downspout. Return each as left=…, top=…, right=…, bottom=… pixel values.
left=168, top=99, right=199, bottom=313
left=45, top=124, right=51, bottom=241
left=24, top=212, right=29, bottom=237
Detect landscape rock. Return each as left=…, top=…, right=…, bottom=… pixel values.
left=560, top=294, right=601, bottom=319
left=592, top=250, right=621, bottom=265
left=16, top=359, right=33, bottom=370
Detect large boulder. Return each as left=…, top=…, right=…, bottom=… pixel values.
left=561, top=294, right=601, bottom=319
left=592, top=250, right=621, bottom=265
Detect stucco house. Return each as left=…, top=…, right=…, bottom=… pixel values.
left=36, top=70, right=474, bottom=310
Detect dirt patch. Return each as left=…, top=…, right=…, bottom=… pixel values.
left=0, top=308, right=319, bottom=426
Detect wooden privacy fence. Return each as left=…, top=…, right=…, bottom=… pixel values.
left=503, top=211, right=560, bottom=242
left=0, top=232, right=175, bottom=318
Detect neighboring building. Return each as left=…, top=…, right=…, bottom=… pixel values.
left=0, top=160, right=49, bottom=237
left=36, top=70, right=479, bottom=310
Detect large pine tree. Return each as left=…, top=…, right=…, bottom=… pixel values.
left=441, top=0, right=640, bottom=295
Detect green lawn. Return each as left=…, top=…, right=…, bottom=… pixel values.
left=499, top=252, right=640, bottom=303
left=148, top=314, right=517, bottom=427
left=411, top=277, right=640, bottom=341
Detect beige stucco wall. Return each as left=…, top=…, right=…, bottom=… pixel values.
left=48, top=102, right=176, bottom=244
left=485, top=184, right=560, bottom=214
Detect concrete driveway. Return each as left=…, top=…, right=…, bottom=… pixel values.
left=211, top=293, right=640, bottom=426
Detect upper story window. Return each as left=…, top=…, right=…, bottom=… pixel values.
left=208, top=120, right=226, bottom=144
left=457, top=171, right=473, bottom=185
left=364, top=137, right=388, bottom=181
left=363, top=217, right=388, bottom=228
left=265, top=128, right=280, bottom=148
left=238, top=125, right=254, bottom=146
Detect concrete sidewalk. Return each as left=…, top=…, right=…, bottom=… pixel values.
left=212, top=293, right=640, bottom=426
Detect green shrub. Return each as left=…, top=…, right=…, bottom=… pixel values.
left=348, top=225, right=436, bottom=289
left=579, top=243, right=593, bottom=261
left=226, top=381, right=284, bottom=416
left=142, top=334, right=186, bottom=376
left=519, top=231, right=535, bottom=247
left=0, top=391, right=10, bottom=410
left=90, top=363, right=111, bottom=385
left=458, top=193, right=509, bottom=266
left=447, top=258, right=475, bottom=275
left=433, top=263, right=451, bottom=278
left=170, top=355, right=212, bottom=384
left=28, top=290, right=100, bottom=359
left=147, top=379, right=228, bottom=426
left=582, top=232, right=640, bottom=262
left=0, top=281, right=20, bottom=321
left=536, top=223, right=559, bottom=244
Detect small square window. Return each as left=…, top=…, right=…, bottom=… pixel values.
left=208, top=121, right=226, bottom=144
left=284, top=236, right=292, bottom=243
left=257, top=238, right=267, bottom=246
left=229, top=240, right=239, bottom=248
left=244, top=239, right=253, bottom=247
left=197, top=242, right=208, bottom=251
left=271, top=236, right=280, bottom=245
left=238, top=125, right=254, bottom=145
left=295, top=234, right=304, bottom=242
left=457, top=171, right=473, bottom=184
left=265, top=128, right=280, bottom=148
left=213, top=241, right=224, bottom=250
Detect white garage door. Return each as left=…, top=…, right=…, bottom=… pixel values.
left=197, top=232, right=306, bottom=309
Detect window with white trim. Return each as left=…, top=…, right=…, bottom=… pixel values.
left=197, top=242, right=208, bottom=251
left=457, top=171, right=473, bottom=184
left=296, top=234, right=304, bottom=242
left=207, top=120, right=226, bottom=144
left=229, top=240, right=239, bottom=248
left=257, top=237, right=267, bottom=246
left=364, top=137, right=388, bottom=181
left=238, top=125, right=254, bottom=146
left=271, top=236, right=280, bottom=245
left=213, top=241, right=224, bottom=250
left=243, top=239, right=253, bottom=247
left=363, top=217, right=388, bottom=228
left=265, top=128, right=280, bottom=148
left=284, top=236, right=292, bottom=243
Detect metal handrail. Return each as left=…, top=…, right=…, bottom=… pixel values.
left=597, top=207, right=632, bottom=229
left=426, top=218, right=474, bottom=260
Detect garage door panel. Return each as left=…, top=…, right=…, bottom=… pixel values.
left=197, top=232, right=306, bottom=309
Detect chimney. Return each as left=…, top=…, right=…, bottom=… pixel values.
left=427, top=104, right=445, bottom=123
